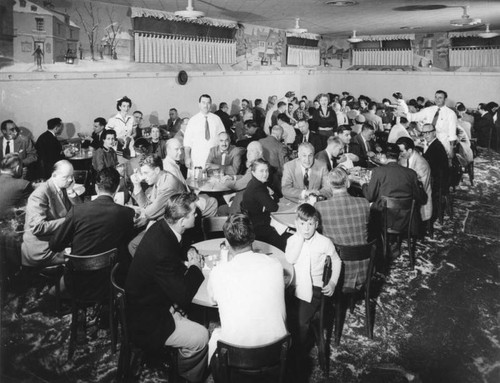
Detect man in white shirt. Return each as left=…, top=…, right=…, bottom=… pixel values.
left=184, top=94, right=225, bottom=169
left=403, top=90, right=457, bottom=156
left=207, top=214, right=287, bottom=362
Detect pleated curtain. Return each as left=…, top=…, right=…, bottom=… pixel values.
left=134, top=33, right=236, bottom=64
left=449, top=47, right=500, bottom=67
left=352, top=49, right=413, bottom=66
left=287, top=46, right=321, bottom=66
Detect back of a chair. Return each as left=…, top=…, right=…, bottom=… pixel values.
left=111, top=264, right=129, bottom=338
left=65, top=248, right=117, bottom=272
left=73, top=170, right=88, bottom=186
left=335, top=239, right=377, bottom=292
left=382, top=196, right=415, bottom=235
left=202, top=216, right=228, bottom=240
left=215, top=334, right=291, bottom=383
left=65, top=248, right=117, bottom=302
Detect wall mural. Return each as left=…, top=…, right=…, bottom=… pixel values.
left=1, top=0, right=497, bottom=73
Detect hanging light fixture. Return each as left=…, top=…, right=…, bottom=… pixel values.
left=347, top=30, right=362, bottom=43
left=175, top=0, right=205, bottom=19
left=478, top=23, right=499, bottom=38
left=287, top=18, right=307, bottom=34
left=450, top=6, right=481, bottom=27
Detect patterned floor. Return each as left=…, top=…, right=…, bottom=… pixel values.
left=1, top=150, right=499, bottom=383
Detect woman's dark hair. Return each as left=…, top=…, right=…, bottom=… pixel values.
left=116, top=96, right=132, bottom=111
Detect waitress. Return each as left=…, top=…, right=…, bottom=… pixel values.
left=311, top=93, right=338, bottom=138
left=106, top=96, right=135, bottom=159
left=241, top=158, right=288, bottom=251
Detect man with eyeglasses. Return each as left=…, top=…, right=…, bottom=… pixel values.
left=402, top=90, right=457, bottom=157
left=421, top=123, right=449, bottom=224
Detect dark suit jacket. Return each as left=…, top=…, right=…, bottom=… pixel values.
left=423, top=138, right=449, bottom=192
left=293, top=131, right=326, bottom=153
left=241, top=176, right=279, bottom=229
left=150, top=139, right=167, bottom=159
left=0, top=174, right=32, bottom=218
left=350, top=133, right=375, bottom=167
left=35, top=131, right=64, bottom=179
left=125, top=220, right=204, bottom=351
left=50, top=195, right=135, bottom=299
left=363, top=161, right=426, bottom=232
left=474, top=112, right=494, bottom=147
left=315, top=149, right=336, bottom=172
left=82, top=130, right=105, bottom=150
left=167, top=118, right=182, bottom=135
left=0, top=135, right=38, bottom=166
left=214, top=110, right=233, bottom=132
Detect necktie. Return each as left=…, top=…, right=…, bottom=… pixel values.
left=5, top=140, right=10, bottom=155
left=221, top=152, right=227, bottom=166
left=432, top=108, right=440, bottom=127
left=303, top=169, right=309, bottom=189
left=303, top=134, right=307, bottom=143
left=345, top=145, right=349, bottom=153
left=205, top=116, right=210, bottom=140
left=61, top=188, right=72, bottom=211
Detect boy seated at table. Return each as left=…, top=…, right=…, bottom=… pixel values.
left=285, top=204, right=341, bottom=359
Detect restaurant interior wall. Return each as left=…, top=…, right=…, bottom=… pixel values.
left=1, top=70, right=499, bottom=141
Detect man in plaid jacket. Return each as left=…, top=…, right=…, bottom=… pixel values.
left=315, top=168, right=370, bottom=290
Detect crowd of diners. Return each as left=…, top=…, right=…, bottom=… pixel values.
left=0, top=89, right=499, bottom=383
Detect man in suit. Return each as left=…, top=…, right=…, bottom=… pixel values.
left=22, top=160, right=82, bottom=267
left=397, top=137, right=433, bottom=224
left=422, top=123, right=449, bottom=224
left=363, top=101, right=384, bottom=132
left=362, top=143, right=426, bottom=237
left=50, top=168, right=135, bottom=296
left=282, top=142, right=332, bottom=203
left=82, top=117, right=107, bottom=150
left=0, top=154, right=32, bottom=218
left=205, top=132, right=244, bottom=176
left=214, top=102, right=233, bottom=134
left=35, top=117, right=73, bottom=180
left=315, top=136, right=344, bottom=172
left=1, top=120, right=38, bottom=176
left=350, top=123, right=376, bottom=167
left=486, top=102, right=499, bottom=151
left=336, top=125, right=359, bottom=164
left=293, top=119, right=325, bottom=154
left=166, top=108, right=183, bottom=136
left=126, top=193, right=208, bottom=383
left=259, top=124, right=288, bottom=193
left=474, top=103, right=494, bottom=148
left=316, top=168, right=370, bottom=247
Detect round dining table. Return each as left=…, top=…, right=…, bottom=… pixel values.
left=191, top=239, right=294, bottom=308
left=271, top=199, right=299, bottom=230
left=186, top=175, right=243, bottom=194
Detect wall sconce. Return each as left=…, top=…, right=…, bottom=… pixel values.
left=428, top=60, right=433, bottom=68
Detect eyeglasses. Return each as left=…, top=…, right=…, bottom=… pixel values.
left=422, top=130, right=435, bottom=134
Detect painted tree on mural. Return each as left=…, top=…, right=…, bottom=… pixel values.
left=75, top=1, right=100, bottom=61
left=103, top=7, right=122, bottom=60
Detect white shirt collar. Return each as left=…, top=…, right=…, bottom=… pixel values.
left=168, top=222, right=182, bottom=243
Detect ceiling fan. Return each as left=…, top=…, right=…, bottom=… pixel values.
left=287, top=18, right=308, bottom=34
left=478, top=23, right=499, bottom=38
left=175, top=0, right=205, bottom=19
left=347, top=30, right=362, bottom=43
left=450, top=6, right=482, bottom=27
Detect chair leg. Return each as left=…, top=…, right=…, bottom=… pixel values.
left=408, top=232, right=415, bottom=270
left=334, top=295, right=348, bottom=346
left=68, top=304, right=78, bottom=360
left=54, top=276, right=61, bottom=316
left=109, top=294, right=117, bottom=354
left=365, top=291, right=373, bottom=339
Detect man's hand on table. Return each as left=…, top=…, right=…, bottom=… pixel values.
left=187, top=247, right=204, bottom=270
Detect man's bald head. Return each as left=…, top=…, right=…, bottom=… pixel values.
left=52, top=160, right=74, bottom=189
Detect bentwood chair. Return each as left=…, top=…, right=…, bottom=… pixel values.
left=381, top=197, right=417, bottom=269
left=111, top=264, right=178, bottom=383
left=334, top=239, right=377, bottom=345
left=202, top=216, right=229, bottom=240
left=212, top=334, right=291, bottom=383
left=65, top=248, right=117, bottom=359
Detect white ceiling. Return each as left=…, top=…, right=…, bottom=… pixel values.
left=94, top=0, right=500, bottom=36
